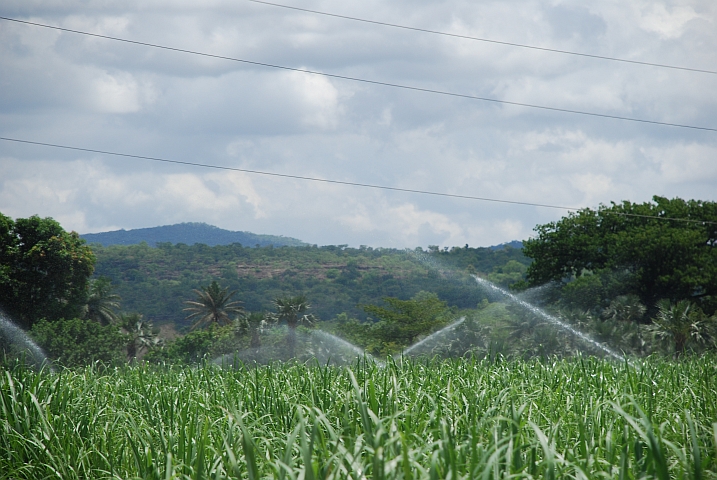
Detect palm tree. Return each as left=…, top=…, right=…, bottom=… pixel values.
left=83, top=277, right=121, bottom=325
left=239, top=312, right=266, bottom=349
left=269, top=295, right=316, bottom=357
left=121, top=313, right=163, bottom=361
left=599, top=296, right=648, bottom=354
left=603, top=295, right=646, bottom=323
left=184, top=281, right=245, bottom=330
left=648, top=300, right=710, bottom=358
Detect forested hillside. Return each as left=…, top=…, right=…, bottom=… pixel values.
left=92, top=242, right=528, bottom=328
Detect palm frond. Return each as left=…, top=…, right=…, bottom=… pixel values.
left=183, top=281, right=245, bottom=330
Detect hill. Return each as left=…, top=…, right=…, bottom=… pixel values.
left=490, top=240, right=523, bottom=250
left=91, top=243, right=529, bottom=328
left=81, top=222, right=306, bottom=248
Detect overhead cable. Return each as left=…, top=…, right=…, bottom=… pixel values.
left=2, top=136, right=716, bottom=226
left=245, top=0, right=717, bottom=76
left=0, top=16, right=715, bottom=133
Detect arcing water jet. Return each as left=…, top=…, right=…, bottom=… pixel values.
left=405, top=248, right=628, bottom=362
left=214, top=329, right=383, bottom=367
left=0, top=312, right=53, bottom=370
left=400, top=317, right=465, bottom=356
left=472, top=276, right=625, bottom=362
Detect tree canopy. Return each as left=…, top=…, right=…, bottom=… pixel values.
left=29, top=317, right=127, bottom=367
left=0, top=213, right=95, bottom=328
left=269, top=295, right=316, bottom=357
left=183, top=281, right=245, bottom=330
left=523, top=196, right=717, bottom=314
left=90, top=242, right=508, bottom=327
left=83, top=277, right=121, bottom=325
left=358, top=291, right=452, bottom=353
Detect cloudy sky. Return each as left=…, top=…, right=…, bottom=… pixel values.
left=1, top=0, right=715, bottom=248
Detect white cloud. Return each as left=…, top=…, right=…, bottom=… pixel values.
left=63, top=14, right=131, bottom=37
left=0, top=0, right=715, bottom=248
left=90, top=71, right=143, bottom=113
left=286, top=71, right=342, bottom=129
left=651, top=143, right=717, bottom=183
left=637, top=3, right=700, bottom=39
left=339, top=201, right=462, bottom=245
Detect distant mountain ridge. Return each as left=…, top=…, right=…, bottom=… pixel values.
left=81, top=223, right=306, bottom=248
left=489, top=240, right=523, bottom=250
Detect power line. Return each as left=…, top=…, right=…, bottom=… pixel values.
left=0, top=136, right=575, bottom=209
left=2, top=136, right=716, bottom=226
left=246, top=0, right=717, bottom=76
left=1, top=16, right=715, bottom=133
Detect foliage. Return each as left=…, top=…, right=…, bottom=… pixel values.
left=184, top=281, right=245, bottom=330
left=238, top=312, right=268, bottom=348
left=28, top=317, right=126, bottom=367
left=145, top=328, right=216, bottom=364
left=347, top=291, right=453, bottom=355
left=603, top=294, right=647, bottom=324
left=269, top=295, right=315, bottom=329
left=557, top=270, right=621, bottom=312
left=431, top=243, right=530, bottom=275
left=90, top=242, right=522, bottom=328
left=561, top=308, right=649, bottom=357
left=647, top=300, right=716, bottom=357
left=82, top=276, right=121, bottom=325
left=268, top=295, right=316, bottom=357
left=486, top=259, right=528, bottom=288
left=120, top=313, right=163, bottom=361
left=0, top=213, right=95, bottom=328
left=523, top=196, right=717, bottom=314
left=146, top=322, right=248, bottom=364
left=2, top=357, right=717, bottom=479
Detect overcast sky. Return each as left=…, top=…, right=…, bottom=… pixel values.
left=1, top=0, right=715, bottom=248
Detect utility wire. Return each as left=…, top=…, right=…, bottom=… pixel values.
left=2, top=136, right=715, bottom=226
left=0, top=136, right=574, bottom=210
left=1, top=16, right=715, bottom=133
left=246, top=0, right=717, bottom=76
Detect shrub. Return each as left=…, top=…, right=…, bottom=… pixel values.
left=29, top=317, right=127, bottom=367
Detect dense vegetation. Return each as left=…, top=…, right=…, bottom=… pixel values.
left=0, top=213, right=169, bottom=367
left=0, top=213, right=95, bottom=329
left=2, top=197, right=717, bottom=366
left=91, top=242, right=527, bottom=328
left=2, top=203, right=717, bottom=478
left=523, top=196, right=717, bottom=316
left=2, top=357, right=716, bottom=479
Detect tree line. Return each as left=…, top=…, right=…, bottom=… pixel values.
left=2, top=195, right=717, bottom=365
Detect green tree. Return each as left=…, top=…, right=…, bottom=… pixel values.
left=83, top=277, right=121, bottom=325
left=603, top=295, right=646, bottom=323
left=648, top=300, right=714, bottom=358
left=269, top=295, right=316, bottom=358
left=523, top=197, right=717, bottom=313
left=0, top=213, right=95, bottom=328
left=361, top=291, right=451, bottom=353
left=29, top=317, right=127, bottom=367
left=120, top=313, right=162, bottom=361
left=145, top=329, right=214, bottom=364
left=486, top=260, right=527, bottom=288
left=239, top=312, right=267, bottom=349
left=183, top=281, right=245, bottom=330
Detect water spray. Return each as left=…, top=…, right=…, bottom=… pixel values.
left=401, top=317, right=465, bottom=356
left=405, top=248, right=630, bottom=363
left=472, top=276, right=626, bottom=362
left=0, top=312, right=54, bottom=371
left=313, top=330, right=385, bottom=367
